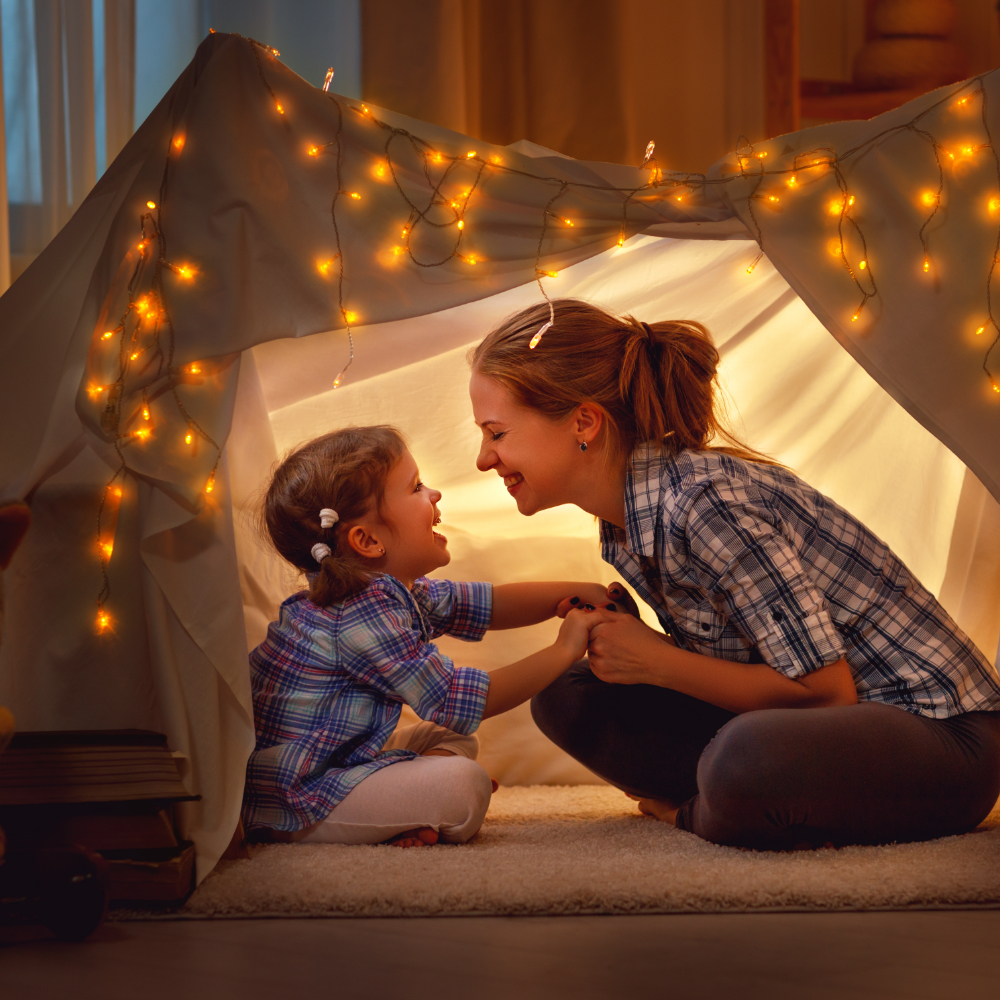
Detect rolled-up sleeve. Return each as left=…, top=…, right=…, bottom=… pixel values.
left=682, top=486, right=846, bottom=678
left=414, top=578, right=493, bottom=641
left=340, top=590, right=490, bottom=732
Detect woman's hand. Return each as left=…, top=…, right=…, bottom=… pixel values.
left=555, top=581, right=640, bottom=619
left=554, top=607, right=602, bottom=663
left=586, top=610, right=673, bottom=685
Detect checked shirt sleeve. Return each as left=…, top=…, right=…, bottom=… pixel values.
left=413, top=578, right=493, bottom=641
left=339, top=589, right=489, bottom=734
left=681, top=486, right=846, bottom=679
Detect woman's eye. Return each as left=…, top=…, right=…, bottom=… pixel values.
left=491, top=431, right=505, bottom=442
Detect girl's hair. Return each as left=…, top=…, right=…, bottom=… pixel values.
left=470, top=298, right=776, bottom=465
left=261, top=426, right=406, bottom=606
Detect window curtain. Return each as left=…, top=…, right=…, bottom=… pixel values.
left=0, top=12, right=10, bottom=293
left=0, top=0, right=134, bottom=275
left=361, top=0, right=765, bottom=172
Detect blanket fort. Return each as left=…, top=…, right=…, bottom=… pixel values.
left=1, top=32, right=999, bottom=881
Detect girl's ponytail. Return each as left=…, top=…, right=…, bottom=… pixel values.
left=472, top=299, right=775, bottom=465
left=259, top=426, right=406, bottom=607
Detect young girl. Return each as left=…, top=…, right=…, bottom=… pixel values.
left=243, top=425, right=620, bottom=848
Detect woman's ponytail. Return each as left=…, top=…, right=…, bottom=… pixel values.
left=471, top=299, right=776, bottom=465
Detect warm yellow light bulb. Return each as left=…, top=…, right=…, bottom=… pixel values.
left=464, top=255, right=478, bottom=265
left=787, top=175, right=798, bottom=188
left=173, top=134, right=185, bottom=152
left=851, top=312, right=860, bottom=322
left=96, top=609, right=111, bottom=632
left=276, top=102, right=284, bottom=114
left=86, top=384, right=104, bottom=398
left=317, top=259, right=334, bottom=276
left=767, top=195, right=779, bottom=203
left=392, top=246, right=404, bottom=256
left=134, top=427, right=151, bottom=441
left=349, top=191, right=361, bottom=200
left=187, top=364, right=202, bottom=374
left=147, top=200, right=156, bottom=209
left=977, top=326, right=986, bottom=335
left=538, top=269, right=558, bottom=278
left=375, top=162, right=386, bottom=177
left=457, top=219, right=464, bottom=229
left=185, top=429, right=193, bottom=445
left=344, top=310, right=358, bottom=324
left=989, top=197, right=1000, bottom=213
left=923, top=256, right=931, bottom=272
left=617, top=236, right=625, bottom=247
left=361, top=104, right=370, bottom=115
left=489, top=155, right=501, bottom=165
left=563, top=218, right=574, bottom=226
left=130, top=350, right=141, bottom=361
left=755, top=151, right=767, bottom=159
left=963, top=145, right=973, bottom=156
left=431, top=152, right=443, bottom=164
left=205, top=474, right=215, bottom=494
left=466, top=151, right=476, bottom=158
left=847, top=195, right=855, bottom=207
left=308, top=146, right=319, bottom=156
left=828, top=199, right=843, bottom=216
left=859, top=259, right=867, bottom=269
left=113, top=486, right=123, bottom=498
left=176, top=264, right=195, bottom=280
left=142, top=403, right=150, bottom=421
left=401, top=227, right=409, bottom=237
left=101, top=330, right=114, bottom=340
left=920, top=191, right=937, bottom=206
left=101, top=541, right=113, bottom=558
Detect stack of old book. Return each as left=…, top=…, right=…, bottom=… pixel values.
left=0, top=729, right=198, bottom=904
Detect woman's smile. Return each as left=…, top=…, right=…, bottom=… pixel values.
left=504, top=473, right=525, bottom=495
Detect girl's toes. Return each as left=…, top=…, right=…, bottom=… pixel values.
left=491, top=778, right=500, bottom=793
left=416, top=828, right=439, bottom=845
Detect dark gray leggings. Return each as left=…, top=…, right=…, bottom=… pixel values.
left=531, top=661, right=1000, bottom=850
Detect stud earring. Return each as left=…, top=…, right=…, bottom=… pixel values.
left=579, top=442, right=588, bottom=452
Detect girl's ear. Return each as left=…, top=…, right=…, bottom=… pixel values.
left=574, top=403, right=604, bottom=446
left=345, top=524, right=385, bottom=561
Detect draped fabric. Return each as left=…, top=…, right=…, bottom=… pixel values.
left=361, top=0, right=765, bottom=172
left=0, top=32, right=998, bottom=879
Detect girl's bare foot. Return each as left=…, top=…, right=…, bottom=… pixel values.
left=626, top=792, right=680, bottom=826
left=387, top=827, right=439, bottom=848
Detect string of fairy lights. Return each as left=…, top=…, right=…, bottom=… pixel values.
left=84, top=35, right=1000, bottom=635
left=733, top=76, right=1000, bottom=396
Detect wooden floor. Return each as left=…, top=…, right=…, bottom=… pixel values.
left=3, top=910, right=1000, bottom=999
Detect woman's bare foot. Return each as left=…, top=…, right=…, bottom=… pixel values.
left=626, top=792, right=680, bottom=826
left=386, top=827, right=439, bottom=848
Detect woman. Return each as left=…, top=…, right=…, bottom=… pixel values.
left=469, top=299, right=1000, bottom=849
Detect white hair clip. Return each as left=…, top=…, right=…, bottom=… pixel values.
left=319, top=508, right=339, bottom=529
left=311, top=542, right=332, bottom=563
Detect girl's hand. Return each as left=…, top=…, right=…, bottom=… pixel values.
left=604, top=582, right=641, bottom=619
left=586, top=610, right=674, bottom=685
left=553, top=607, right=600, bottom=663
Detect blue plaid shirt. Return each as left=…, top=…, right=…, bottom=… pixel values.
left=602, top=445, right=1000, bottom=719
left=243, top=575, right=492, bottom=833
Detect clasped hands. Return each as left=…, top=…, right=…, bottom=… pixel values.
left=553, top=582, right=674, bottom=686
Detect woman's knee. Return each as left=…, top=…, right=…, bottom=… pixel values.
left=530, top=659, right=604, bottom=752
left=434, top=756, right=493, bottom=843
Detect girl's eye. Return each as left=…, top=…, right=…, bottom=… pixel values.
left=414, top=481, right=424, bottom=492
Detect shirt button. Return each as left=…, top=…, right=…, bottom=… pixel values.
left=700, top=622, right=711, bottom=631
left=771, top=609, right=785, bottom=622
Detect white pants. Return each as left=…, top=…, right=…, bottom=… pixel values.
left=299, top=722, right=492, bottom=845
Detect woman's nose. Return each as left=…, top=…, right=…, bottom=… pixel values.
left=476, top=440, right=496, bottom=472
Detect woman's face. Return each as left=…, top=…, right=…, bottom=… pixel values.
left=470, top=372, right=584, bottom=516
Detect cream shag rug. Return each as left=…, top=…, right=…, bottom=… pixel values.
left=162, top=787, right=1000, bottom=919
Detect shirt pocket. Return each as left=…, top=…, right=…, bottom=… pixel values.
left=673, top=601, right=754, bottom=660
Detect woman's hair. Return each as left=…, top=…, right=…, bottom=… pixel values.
left=470, top=298, right=776, bottom=465
left=260, top=426, right=406, bottom=606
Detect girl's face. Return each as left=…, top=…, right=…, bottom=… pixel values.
left=377, top=448, right=450, bottom=585
left=470, top=372, right=586, bottom=516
